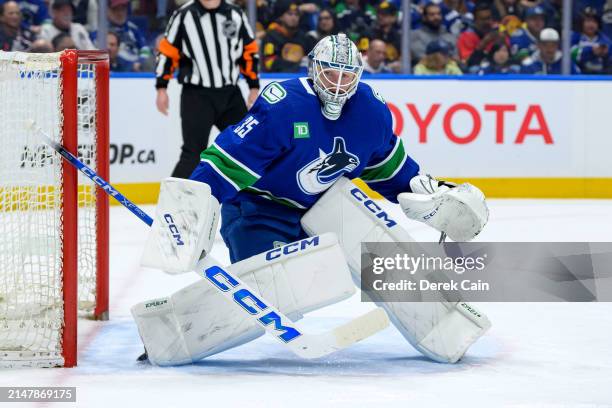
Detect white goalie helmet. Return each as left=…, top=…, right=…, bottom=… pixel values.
left=308, top=33, right=364, bottom=120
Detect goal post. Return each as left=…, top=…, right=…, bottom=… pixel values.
left=0, top=50, right=109, bottom=368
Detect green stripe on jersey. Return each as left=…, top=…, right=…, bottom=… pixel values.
left=360, top=138, right=407, bottom=182
left=244, top=187, right=306, bottom=209
left=200, top=144, right=259, bottom=189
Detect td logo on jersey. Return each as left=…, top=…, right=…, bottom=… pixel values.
left=297, top=137, right=360, bottom=195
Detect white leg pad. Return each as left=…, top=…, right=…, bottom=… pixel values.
left=132, top=233, right=355, bottom=366
left=301, top=178, right=491, bottom=363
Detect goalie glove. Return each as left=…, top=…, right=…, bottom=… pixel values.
left=398, top=174, right=488, bottom=242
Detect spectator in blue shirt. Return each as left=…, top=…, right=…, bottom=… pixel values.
left=521, top=28, right=581, bottom=74
left=92, top=0, right=151, bottom=71
left=510, top=6, right=546, bottom=61
left=108, top=31, right=135, bottom=72
left=571, top=6, right=612, bottom=74
left=439, top=0, right=474, bottom=36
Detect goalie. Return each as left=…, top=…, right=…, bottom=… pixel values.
left=134, top=34, right=490, bottom=365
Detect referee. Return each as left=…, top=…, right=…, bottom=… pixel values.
left=155, top=0, right=260, bottom=178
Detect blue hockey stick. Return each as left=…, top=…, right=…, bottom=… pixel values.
left=28, top=121, right=389, bottom=358
left=27, top=120, right=153, bottom=227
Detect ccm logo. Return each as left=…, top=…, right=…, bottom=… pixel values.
left=350, top=188, right=397, bottom=228
left=163, top=214, right=184, bottom=246
left=205, top=266, right=301, bottom=343
left=82, top=167, right=119, bottom=197
left=265, top=236, right=320, bottom=261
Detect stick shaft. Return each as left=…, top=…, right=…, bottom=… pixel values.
left=36, top=126, right=153, bottom=226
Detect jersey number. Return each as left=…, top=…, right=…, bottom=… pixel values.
left=234, top=115, right=259, bottom=138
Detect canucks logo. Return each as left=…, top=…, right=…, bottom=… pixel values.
left=297, top=137, right=360, bottom=195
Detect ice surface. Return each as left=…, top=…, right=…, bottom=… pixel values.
left=2, top=200, right=612, bottom=408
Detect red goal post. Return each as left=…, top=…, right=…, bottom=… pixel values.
left=0, top=50, right=109, bottom=368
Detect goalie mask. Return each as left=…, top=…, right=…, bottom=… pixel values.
left=308, top=34, right=363, bottom=120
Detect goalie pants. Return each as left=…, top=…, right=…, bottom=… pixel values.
left=220, top=195, right=308, bottom=263
left=172, top=84, right=247, bottom=179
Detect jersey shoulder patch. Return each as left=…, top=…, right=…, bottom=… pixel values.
left=261, top=81, right=287, bottom=104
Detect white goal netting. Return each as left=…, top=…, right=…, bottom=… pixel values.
left=0, top=51, right=101, bottom=367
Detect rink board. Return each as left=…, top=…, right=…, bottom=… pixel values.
left=105, top=74, right=612, bottom=202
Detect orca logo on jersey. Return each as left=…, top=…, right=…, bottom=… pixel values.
left=297, top=137, right=360, bottom=195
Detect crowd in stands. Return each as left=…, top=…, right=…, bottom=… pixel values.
left=0, top=0, right=611, bottom=74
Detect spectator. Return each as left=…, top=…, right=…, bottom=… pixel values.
left=414, top=39, right=463, bottom=74
left=363, top=38, right=396, bottom=73
left=0, top=1, right=33, bottom=51
left=71, top=0, right=98, bottom=32
left=28, top=37, right=53, bottom=51
left=306, top=8, right=337, bottom=43
left=521, top=28, right=580, bottom=74
left=10, top=0, right=48, bottom=32
left=412, top=2, right=458, bottom=62
left=261, top=0, right=314, bottom=72
left=510, top=6, right=546, bottom=61
left=457, top=2, right=498, bottom=63
left=51, top=31, right=76, bottom=50
left=91, top=0, right=151, bottom=72
left=108, top=31, right=134, bottom=72
left=458, top=3, right=509, bottom=70
left=40, top=0, right=95, bottom=50
left=333, top=0, right=375, bottom=45
left=477, top=42, right=521, bottom=73
left=440, top=0, right=474, bottom=36
left=571, top=6, right=612, bottom=74
left=370, top=1, right=401, bottom=63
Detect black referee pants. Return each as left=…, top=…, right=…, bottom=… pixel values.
left=172, top=84, right=247, bottom=179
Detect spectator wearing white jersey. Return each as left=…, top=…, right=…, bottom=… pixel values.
left=40, top=0, right=95, bottom=50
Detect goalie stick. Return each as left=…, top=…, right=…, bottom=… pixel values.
left=27, top=121, right=390, bottom=359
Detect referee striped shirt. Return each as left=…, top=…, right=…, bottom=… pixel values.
left=155, top=0, right=259, bottom=89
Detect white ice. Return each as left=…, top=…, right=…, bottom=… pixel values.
left=2, top=199, right=612, bottom=408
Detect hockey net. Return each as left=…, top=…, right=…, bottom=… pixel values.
left=0, top=50, right=109, bottom=368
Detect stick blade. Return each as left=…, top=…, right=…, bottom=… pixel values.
left=288, top=308, right=390, bottom=359
left=332, top=307, right=390, bottom=349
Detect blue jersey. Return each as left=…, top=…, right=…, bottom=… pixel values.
left=190, top=78, right=420, bottom=210
left=520, top=50, right=581, bottom=74
left=510, top=28, right=538, bottom=60
left=571, top=31, right=612, bottom=74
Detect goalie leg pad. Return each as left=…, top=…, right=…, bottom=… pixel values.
left=141, top=177, right=220, bottom=274
left=301, top=178, right=491, bottom=363
left=132, top=233, right=355, bottom=366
